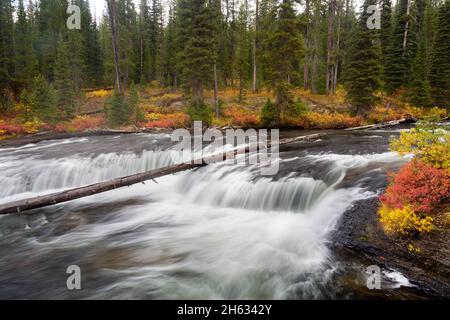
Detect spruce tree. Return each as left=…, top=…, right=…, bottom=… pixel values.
left=264, top=0, right=304, bottom=125
left=383, top=0, right=415, bottom=93
left=430, top=0, right=450, bottom=107
left=54, top=38, right=76, bottom=119
left=15, top=0, right=38, bottom=90
left=178, top=0, right=214, bottom=104
left=407, top=0, right=434, bottom=107
left=30, top=74, right=57, bottom=122
left=0, top=0, right=15, bottom=110
left=380, top=0, right=393, bottom=74
left=344, top=0, right=382, bottom=116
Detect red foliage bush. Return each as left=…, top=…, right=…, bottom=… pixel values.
left=223, top=107, right=261, bottom=127
left=53, top=116, right=105, bottom=133
left=144, top=119, right=177, bottom=128
left=143, top=112, right=189, bottom=129
left=380, top=160, right=450, bottom=214
left=0, top=122, right=25, bottom=135
left=288, top=112, right=363, bottom=129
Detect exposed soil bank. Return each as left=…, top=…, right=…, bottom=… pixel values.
left=333, top=196, right=450, bottom=299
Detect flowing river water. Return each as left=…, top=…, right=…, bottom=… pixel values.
left=0, top=127, right=425, bottom=299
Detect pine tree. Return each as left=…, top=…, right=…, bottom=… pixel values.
left=178, top=0, right=214, bottom=104
left=235, top=1, right=251, bottom=102
left=0, top=0, right=15, bottom=110
left=407, top=0, right=435, bottom=107
left=380, top=0, right=393, bottom=76
left=78, top=0, right=104, bottom=87
left=160, top=4, right=177, bottom=87
left=15, top=0, right=38, bottom=90
left=30, top=74, right=57, bottom=122
left=344, top=0, right=382, bottom=116
left=36, top=0, right=69, bottom=81
left=54, top=37, right=76, bottom=119
left=149, top=0, right=163, bottom=81
left=264, top=0, right=304, bottom=125
left=383, top=0, right=415, bottom=93
left=430, top=0, right=450, bottom=107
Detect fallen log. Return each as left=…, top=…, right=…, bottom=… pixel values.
left=344, top=118, right=410, bottom=131
left=0, top=162, right=207, bottom=215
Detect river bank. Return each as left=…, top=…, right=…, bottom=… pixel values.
left=333, top=196, right=450, bottom=298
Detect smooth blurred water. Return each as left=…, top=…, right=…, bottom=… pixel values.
left=0, top=129, right=414, bottom=299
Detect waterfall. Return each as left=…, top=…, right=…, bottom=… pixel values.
left=0, top=133, right=409, bottom=299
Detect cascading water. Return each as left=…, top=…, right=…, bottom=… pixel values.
left=0, top=130, right=412, bottom=299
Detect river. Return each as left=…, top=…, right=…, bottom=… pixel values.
left=0, top=126, right=426, bottom=299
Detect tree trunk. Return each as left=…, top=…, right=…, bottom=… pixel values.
left=214, top=63, right=219, bottom=116
left=252, top=0, right=258, bottom=93
left=402, top=0, right=411, bottom=51
left=140, top=36, right=144, bottom=84
left=326, top=0, right=336, bottom=95
left=303, top=0, right=310, bottom=90
left=332, top=0, right=342, bottom=93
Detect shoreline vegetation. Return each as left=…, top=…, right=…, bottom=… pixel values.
left=1, top=85, right=447, bottom=142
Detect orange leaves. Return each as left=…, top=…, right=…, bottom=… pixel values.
left=367, top=106, right=405, bottom=123
left=53, top=115, right=105, bottom=133
left=143, top=112, right=189, bottom=129
left=0, top=119, right=44, bottom=136
left=289, top=111, right=363, bottom=129
left=223, top=107, right=260, bottom=127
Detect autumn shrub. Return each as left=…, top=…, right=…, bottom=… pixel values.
left=293, top=111, right=363, bottom=129
left=22, top=119, right=44, bottom=134
left=380, top=160, right=450, bottom=214
left=367, top=106, right=405, bottom=123
left=223, top=106, right=260, bottom=127
left=85, top=89, right=111, bottom=98
left=403, top=105, right=448, bottom=120
left=378, top=204, right=433, bottom=236
left=143, top=112, right=189, bottom=129
left=0, top=122, right=25, bottom=135
left=390, top=121, right=450, bottom=169
left=54, top=115, right=105, bottom=132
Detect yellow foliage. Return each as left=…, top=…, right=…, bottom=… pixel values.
left=404, top=105, right=448, bottom=120
left=0, top=129, right=6, bottom=136
left=86, top=89, right=111, bottom=98
left=378, top=204, right=433, bottom=237
left=390, top=126, right=450, bottom=170
left=23, top=119, right=43, bottom=134
left=145, top=112, right=164, bottom=121
left=367, top=106, right=405, bottom=123
left=407, top=243, right=422, bottom=254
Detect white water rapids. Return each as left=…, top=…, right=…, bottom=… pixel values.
left=0, top=131, right=412, bottom=299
